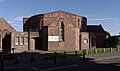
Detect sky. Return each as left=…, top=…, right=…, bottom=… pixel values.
left=0, top=0, right=120, bottom=35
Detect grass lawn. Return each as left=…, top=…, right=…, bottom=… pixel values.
left=44, top=48, right=120, bottom=59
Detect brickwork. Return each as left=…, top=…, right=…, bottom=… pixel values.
left=0, top=11, right=106, bottom=52
left=23, top=11, right=92, bottom=51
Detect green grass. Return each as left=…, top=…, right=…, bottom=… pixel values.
left=43, top=48, right=120, bottom=59
left=65, top=51, right=83, bottom=56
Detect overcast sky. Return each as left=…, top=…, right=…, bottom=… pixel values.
left=0, top=0, right=120, bottom=35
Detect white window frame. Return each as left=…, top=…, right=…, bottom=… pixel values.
left=15, top=37, right=19, bottom=45
left=59, top=21, right=64, bottom=41
left=84, top=39, right=88, bottom=44
left=20, top=37, right=24, bottom=45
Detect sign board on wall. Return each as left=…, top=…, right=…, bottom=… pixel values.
left=48, top=36, right=59, bottom=41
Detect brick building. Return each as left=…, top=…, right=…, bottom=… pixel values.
left=0, top=18, right=16, bottom=52
left=0, top=11, right=106, bottom=53
left=87, top=25, right=106, bottom=48
left=23, top=11, right=103, bottom=51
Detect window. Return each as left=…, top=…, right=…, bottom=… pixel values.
left=15, top=37, right=19, bottom=45
left=20, top=37, right=24, bottom=45
left=84, top=39, right=88, bottom=44
left=59, top=21, right=64, bottom=41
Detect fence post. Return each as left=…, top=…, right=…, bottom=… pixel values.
left=117, top=47, right=119, bottom=51
left=102, top=48, right=106, bottom=53
left=12, top=48, right=15, bottom=54
left=64, top=51, right=66, bottom=55
left=83, top=50, right=85, bottom=60
left=53, top=52, right=56, bottom=64
left=75, top=51, right=78, bottom=56
left=94, top=49, right=97, bottom=54
left=86, top=50, right=88, bottom=55
left=110, top=48, right=112, bottom=52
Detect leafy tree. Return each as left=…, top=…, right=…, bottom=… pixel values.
left=106, top=31, right=111, bottom=39
left=106, top=36, right=120, bottom=48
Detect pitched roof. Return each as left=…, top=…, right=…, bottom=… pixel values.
left=30, top=10, right=85, bottom=18
left=44, top=10, right=84, bottom=17
left=0, top=18, right=16, bottom=32
left=87, top=24, right=105, bottom=32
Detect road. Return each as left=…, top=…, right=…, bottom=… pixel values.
left=39, top=57, right=120, bottom=71
left=2, top=52, right=120, bottom=71
left=5, top=57, right=120, bottom=71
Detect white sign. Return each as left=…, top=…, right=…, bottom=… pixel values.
left=48, top=36, right=59, bottom=41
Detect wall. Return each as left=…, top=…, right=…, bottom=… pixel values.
left=95, top=32, right=106, bottom=48
left=42, top=11, right=87, bottom=51
left=80, top=32, right=89, bottom=50
left=11, top=32, right=28, bottom=53
left=0, top=32, right=2, bottom=51
left=23, top=11, right=98, bottom=51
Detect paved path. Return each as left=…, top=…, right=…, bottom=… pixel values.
left=86, top=52, right=120, bottom=61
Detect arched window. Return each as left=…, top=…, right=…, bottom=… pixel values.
left=59, top=21, right=64, bottom=41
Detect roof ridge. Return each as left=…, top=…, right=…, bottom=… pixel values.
left=0, top=18, right=16, bottom=31
left=0, top=17, right=4, bottom=20
left=42, top=10, right=85, bottom=17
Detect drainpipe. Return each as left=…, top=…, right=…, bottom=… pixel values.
left=89, top=33, right=90, bottom=49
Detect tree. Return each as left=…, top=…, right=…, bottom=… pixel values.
left=106, top=36, right=120, bottom=48
left=106, top=31, right=111, bottom=39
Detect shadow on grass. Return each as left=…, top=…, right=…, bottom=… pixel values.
left=0, top=51, right=120, bottom=71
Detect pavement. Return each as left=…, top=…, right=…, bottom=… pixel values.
left=0, top=51, right=120, bottom=71
left=86, top=52, right=120, bottom=61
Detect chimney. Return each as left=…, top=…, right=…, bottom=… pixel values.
left=23, top=17, right=29, bottom=24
